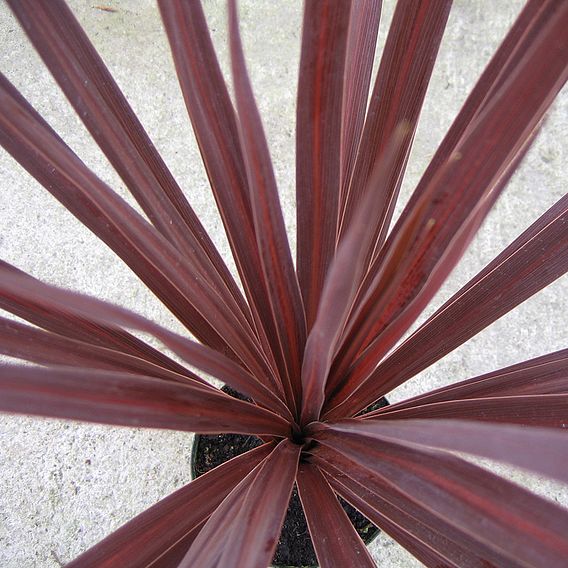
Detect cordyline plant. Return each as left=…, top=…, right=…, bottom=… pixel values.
left=1, top=0, right=568, bottom=566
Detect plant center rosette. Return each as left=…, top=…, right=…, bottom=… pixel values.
left=191, top=387, right=389, bottom=567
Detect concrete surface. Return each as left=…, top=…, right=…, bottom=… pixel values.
left=0, top=1, right=567, bottom=566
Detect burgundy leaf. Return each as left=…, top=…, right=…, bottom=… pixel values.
left=321, top=418, right=568, bottom=483
left=349, top=0, right=568, bottom=345
left=144, top=525, right=204, bottom=568
left=176, top=462, right=256, bottom=567
left=0, top=260, right=194, bottom=379
left=381, top=0, right=558, bottom=234
left=361, top=394, right=568, bottom=427
left=315, top=450, right=519, bottom=568
left=0, top=315, right=205, bottom=386
left=67, top=444, right=272, bottom=567
left=179, top=439, right=300, bottom=568
left=157, top=0, right=285, bottom=385
left=313, top=427, right=568, bottom=567
left=0, top=268, right=292, bottom=419
left=376, top=348, right=568, bottom=413
left=300, top=126, right=409, bottom=424
left=0, top=74, right=223, bottom=356
left=7, top=0, right=253, bottom=333
left=326, top=1, right=568, bottom=415
left=0, top=74, right=278, bottom=385
left=339, top=0, right=382, bottom=211
left=0, top=365, right=289, bottom=436
left=296, top=463, right=376, bottom=568
left=327, top=189, right=568, bottom=419
left=217, top=439, right=301, bottom=568
left=355, top=0, right=558, bottom=302
left=328, top=111, right=540, bottom=401
left=2, top=2, right=568, bottom=567
left=296, top=0, right=352, bottom=328
left=325, top=489, right=465, bottom=568
left=228, top=1, right=307, bottom=414
left=339, top=0, right=452, bottom=260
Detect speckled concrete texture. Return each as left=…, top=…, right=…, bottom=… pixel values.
left=0, top=1, right=567, bottom=566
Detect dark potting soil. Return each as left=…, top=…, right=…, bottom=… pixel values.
left=192, top=387, right=388, bottom=567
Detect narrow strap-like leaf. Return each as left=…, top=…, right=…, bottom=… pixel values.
left=0, top=364, right=290, bottom=436
left=296, top=0, right=352, bottom=328
left=339, top=0, right=452, bottom=259
left=329, top=106, right=540, bottom=401
left=7, top=0, right=253, bottom=333
left=313, top=427, right=568, bottom=567
left=326, top=2, right=568, bottom=414
left=339, top=0, right=382, bottom=211
left=0, top=74, right=277, bottom=384
left=217, top=439, right=301, bottom=568
left=381, top=0, right=557, bottom=236
left=325, top=483, right=465, bottom=568
left=228, top=1, right=306, bottom=414
left=319, top=419, right=568, bottom=484
left=178, top=462, right=259, bottom=567
left=314, top=450, right=519, bottom=568
left=351, top=1, right=567, bottom=357
left=300, top=127, right=409, bottom=424
left=158, top=0, right=284, bottom=383
left=179, top=439, right=300, bottom=568
left=362, top=395, right=568, bottom=427
left=327, top=190, right=568, bottom=419
left=296, top=463, right=376, bottom=568
left=67, top=444, right=272, bottom=568
left=378, top=349, right=568, bottom=414
left=329, top=132, right=536, bottom=406
left=0, top=268, right=292, bottom=419
left=0, top=315, right=206, bottom=386
left=355, top=0, right=557, bottom=304
left=0, top=260, right=194, bottom=378
left=144, top=525, right=204, bottom=568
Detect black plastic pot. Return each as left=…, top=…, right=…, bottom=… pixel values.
left=191, top=387, right=387, bottom=568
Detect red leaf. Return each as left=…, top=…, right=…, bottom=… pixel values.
left=0, top=74, right=277, bottom=385
left=355, top=0, right=559, bottom=305
left=0, top=364, right=289, bottom=436
left=363, top=394, right=568, bottom=427
left=327, top=188, right=568, bottom=419
left=326, top=0, right=568, bottom=416
left=7, top=0, right=253, bottom=334
left=300, top=126, right=410, bottom=424
left=339, top=0, right=382, bottom=213
left=158, top=0, right=285, bottom=386
left=179, top=439, right=300, bottom=568
left=313, top=427, right=568, bottom=567
left=296, top=463, right=376, bottom=568
left=322, top=418, right=568, bottom=483
left=217, top=440, right=301, bottom=568
left=315, top=451, right=517, bottom=567
left=0, top=316, right=203, bottom=386
left=377, top=348, right=568, bottom=412
left=339, top=0, right=452, bottom=259
left=329, top=112, right=540, bottom=403
left=228, top=1, right=307, bottom=414
left=0, top=261, right=194, bottom=379
left=0, top=268, right=292, bottom=419
left=381, top=0, right=557, bottom=234
left=296, top=0, right=352, bottom=328
left=143, top=527, right=204, bottom=568
left=67, top=444, right=272, bottom=567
